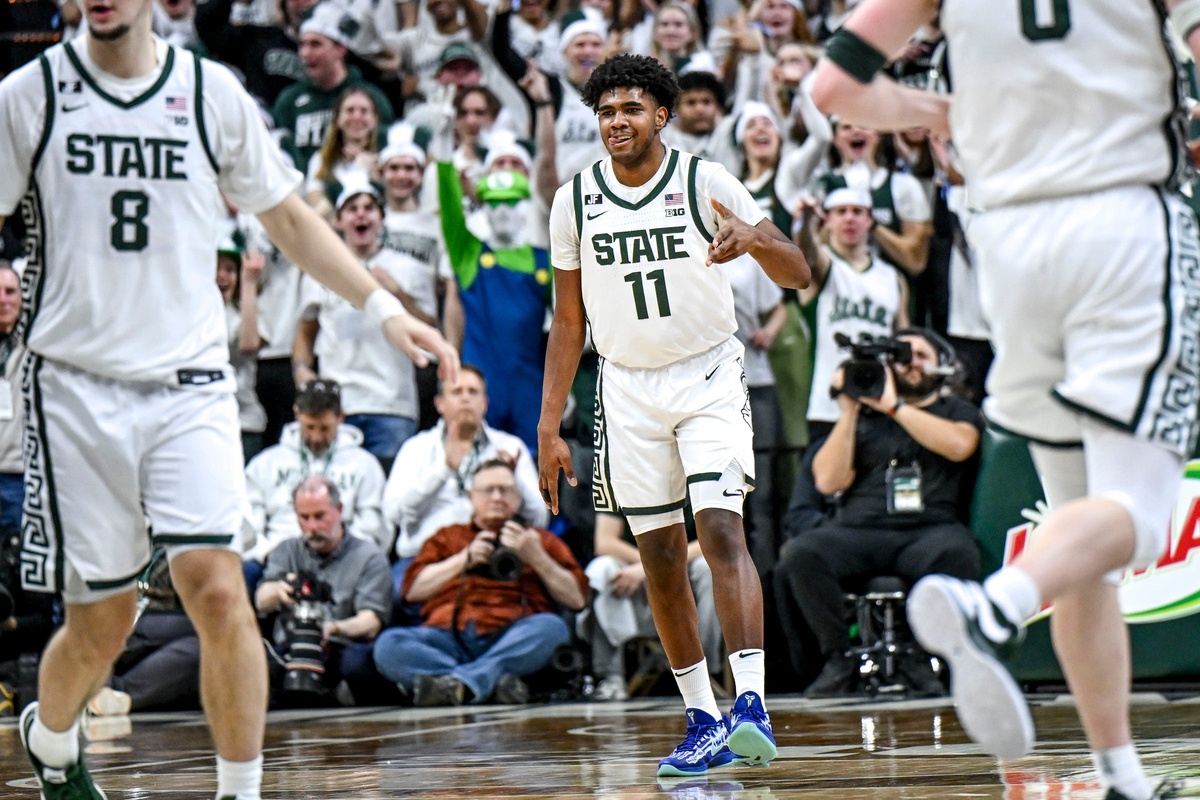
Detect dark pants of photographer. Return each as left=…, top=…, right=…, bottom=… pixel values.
left=111, top=613, right=201, bottom=711
left=775, top=522, right=980, bottom=670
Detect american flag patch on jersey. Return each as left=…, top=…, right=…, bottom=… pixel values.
left=165, top=96, right=188, bottom=111
left=665, top=193, right=683, bottom=207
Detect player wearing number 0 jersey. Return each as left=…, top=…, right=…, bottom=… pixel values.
left=539, top=54, right=809, bottom=779
left=813, top=2, right=1200, bottom=797
left=0, top=5, right=458, bottom=797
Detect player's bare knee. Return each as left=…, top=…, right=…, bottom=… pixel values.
left=1101, top=491, right=1169, bottom=572
left=63, top=595, right=138, bottom=663
left=637, top=529, right=689, bottom=575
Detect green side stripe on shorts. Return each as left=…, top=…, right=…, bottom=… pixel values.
left=686, top=472, right=723, bottom=484
left=622, top=499, right=686, bottom=515
left=30, top=355, right=67, bottom=593
left=987, top=419, right=1082, bottom=450
left=1129, top=190, right=1175, bottom=433
left=86, top=560, right=150, bottom=591
left=152, top=534, right=235, bottom=545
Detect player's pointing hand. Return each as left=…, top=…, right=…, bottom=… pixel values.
left=707, top=198, right=760, bottom=266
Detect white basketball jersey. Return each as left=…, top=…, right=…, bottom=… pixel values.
left=573, top=150, right=738, bottom=369
left=941, top=0, right=1189, bottom=209
left=22, top=42, right=230, bottom=384
left=806, top=249, right=903, bottom=423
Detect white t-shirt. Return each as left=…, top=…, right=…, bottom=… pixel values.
left=719, top=253, right=784, bottom=387
left=300, top=249, right=418, bottom=418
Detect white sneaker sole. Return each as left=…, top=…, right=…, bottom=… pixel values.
left=908, top=577, right=1034, bottom=760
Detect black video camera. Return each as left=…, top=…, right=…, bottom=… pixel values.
left=280, top=571, right=335, bottom=696
left=470, top=544, right=524, bottom=582
left=833, top=332, right=913, bottom=401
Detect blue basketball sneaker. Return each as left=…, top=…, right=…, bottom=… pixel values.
left=727, top=691, right=777, bottom=767
left=656, top=708, right=735, bottom=778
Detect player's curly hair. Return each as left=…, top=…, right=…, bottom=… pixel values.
left=580, top=54, right=680, bottom=118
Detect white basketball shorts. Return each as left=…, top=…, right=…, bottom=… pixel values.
left=971, top=184, right=1200, bottom=456
left=591, top=337, right=755, bottom=535
left=20, top=356, right=245, bottom=603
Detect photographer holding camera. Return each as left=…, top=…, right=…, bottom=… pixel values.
left=373, top=458, right=587, bottom=707
left=255, top=475, right=392, bottom=705
left=775, top=328, right=982, bottom=697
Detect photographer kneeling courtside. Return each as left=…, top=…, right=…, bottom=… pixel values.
left=372, top=459, right=588, bottom=706
left=255, top=476, right=393, bottom=706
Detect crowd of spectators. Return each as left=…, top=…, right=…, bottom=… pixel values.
left=2, top=0, right=1086, bottom=711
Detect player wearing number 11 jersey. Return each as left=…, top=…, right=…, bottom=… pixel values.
left=538, top=54, right=809, bottom=777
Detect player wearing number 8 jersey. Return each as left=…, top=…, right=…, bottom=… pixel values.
left=812, top=1, right=1200, bottom=798
left=539, top=54, right=809, bottom=777
left=0, top=0, right=458, bottom=796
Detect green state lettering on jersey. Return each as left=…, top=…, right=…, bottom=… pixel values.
left=65, top=134, right=189, bottom=180
left=591, top=226, right=690, bottom=266
left=830, top=295, right=889, bottom=326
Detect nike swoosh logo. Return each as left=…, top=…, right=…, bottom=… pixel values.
left=586, top=211, right=607, bottom=220
left=673, top=666, right=699, bottom=678
left=61, top=103, right=87, bottom=113
left=722, top=488, right=744, bottom=498
left=704, top=364, right=721, bottom=380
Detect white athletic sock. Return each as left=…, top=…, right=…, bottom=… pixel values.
left=984, top=566, right=1042, bottom=626
left=673, top=659, right=720, bottom=720
left=216, top=755, right=263, bottom=800
left=1092, top=743, right=1153, bottom=800
left=728, top=649, right=766, bottom=705
left=29, top=712, right=80, bottom=769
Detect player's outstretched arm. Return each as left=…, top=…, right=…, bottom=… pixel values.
left=256, top=193, right=460, bottom=383
left=809, top=0, right=947, bottom=135
left=707, top=199, right=812, bottom=290
left=537, top=267, right=586, bottom=514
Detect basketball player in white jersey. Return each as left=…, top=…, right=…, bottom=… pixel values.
left=0, top=0, right=459, bottom=796
left=538, top=54, right=809, bottom=778
left=811, top=3, right=1200, bottom=799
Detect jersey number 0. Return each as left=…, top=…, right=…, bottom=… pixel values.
left=1020, top=0, right=1070, bottom=41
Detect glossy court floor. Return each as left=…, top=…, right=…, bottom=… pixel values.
left=2, top=694, right=1199, bottom=799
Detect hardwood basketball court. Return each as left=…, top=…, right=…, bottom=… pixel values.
left=3, top=693, right=1198, bottom=798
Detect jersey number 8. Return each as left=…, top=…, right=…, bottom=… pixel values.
left=110, top=190, right=150, bottom=252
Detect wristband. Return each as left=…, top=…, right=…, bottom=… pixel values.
left=533, top=100, right=554, bottom=108
left=364, top=287, right=406, bottom=327
left=825, top=28, right=889, bottom=85
left=1172, top=0, right=1200, bottom=40
left=886, top=397, right=904, bottom=417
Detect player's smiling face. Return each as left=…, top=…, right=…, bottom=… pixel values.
left=597, top=87, right=668, bottom=165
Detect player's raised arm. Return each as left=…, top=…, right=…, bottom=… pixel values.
left=706, top=198, right=811, bottom=289
left=256, top=193, right=460, bottom=384
left=808, top=0, right=948, bottom=136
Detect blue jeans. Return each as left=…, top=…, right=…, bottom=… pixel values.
left=0, top=472, right=23, bottom=533
left=372, top=613, right=569, bottom=702
left=343, top=414, right=417, bottom=462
